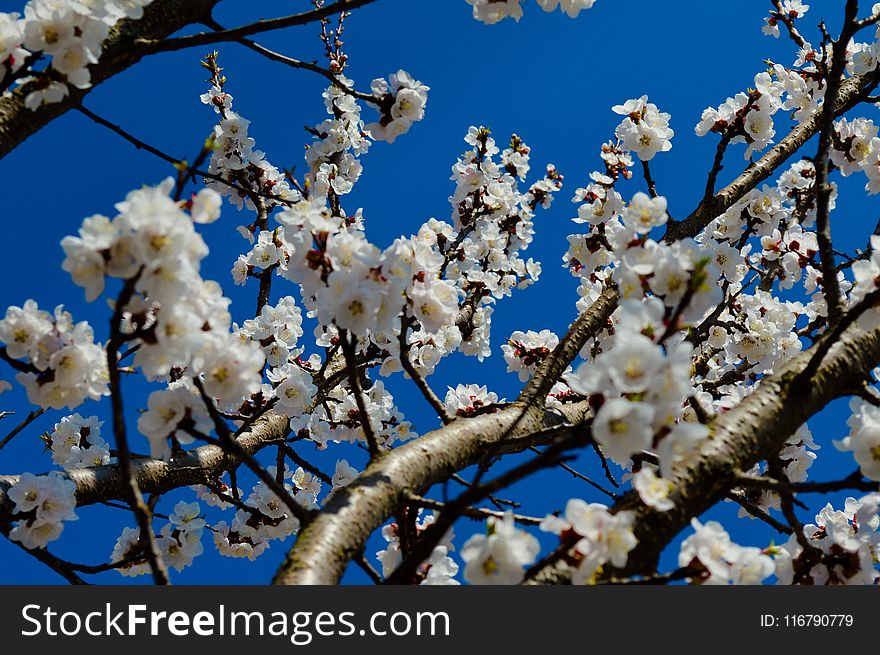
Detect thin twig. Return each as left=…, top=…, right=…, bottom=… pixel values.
left=641, top=159, right=659, bottom=198
left=76, top=105, right=287, bottom=207
left=355, top=551, right=383, bottom=584
left=734, top=469, right=877, bottom=494
left=0, top=408, right=46, bottom=451
left=407, top=494, right=545, bottom=526
left=528, top=446, right=616, bottom=499
left=726, top=490, right=793, bottom=535
left=398, top=315, right=452, bottom=424
left=139, top=0, right=381, bottom=54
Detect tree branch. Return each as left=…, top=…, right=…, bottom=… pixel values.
left=0, top=0, right=221, bottom=160
left=138, top=0, right=381, bottom=55
left=664, top=68, right=880, bottom=242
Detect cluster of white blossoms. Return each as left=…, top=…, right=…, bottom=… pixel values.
left=7, top=472, right=77, bottom=549
left=461, top=511, right=538, bottom=584
left=568, top=307, right=708, bottom=479
left=284, top=219, right=457, bottom=338
left=304, top=76, right=370, bottom=197
left=613, top=96, right=674, bottom=162
left=46, top=413, right=109, bottom=470
left=157, top=501, right=207, bottom=573
left=444, top=383, right=501, bottom=418
left=238, top=297, right=304, bottom=369
left=200, top=60, right=299, bottom=213
left=678, top=519, right=775, bottom=585
left=0, top=0, right=154, bottom=109
left=137, top=380, right=213, bottom=460
left=235, top=296, right=320, bottom=426
left=568, top=141, right=631, bottom=229
left=837, top=398, right=880, bottom=482
left=213, top=465, right=319, bottom=561
left=831, top=117, right=878, bottom=178
left=60, top=178, right=266, bottom=455
left=850, top=235, right=880, bottom=331
left=762, top=0, right=810, bottom=38
left=695, top=69, right=785, bottom=159
left=773, top=494, right=880, bottom=585
left=684, top=156, right=836, bottom=412
left=0, top=301, right=108, bottom=409
left=331, top=459, right=358, bottom=490
left=540, top=499, right=637, bottom=584
left=559, top=102, right=725, bottom=337
left=61, top=178, right=213, bottom=303
left=702, top=12, right=880, bottom=162
left=113, top=465, right=323, bottom=574
left=365, top=70, right=429, bottom=144
left=289, top=379, right=413, bottom=450
left=378, top=512, right=459, bottom=585
left=111, top=500, right=206, bottom=576
left=191, top=473, right=240, bottom=511
left=465, top=0, right=595, bottom=24
left=709, top=289, right=804, bottom=376
left=261, top=122, right=559, bottom=399
left=5, top=0, right=880, bottom=587
left=735, top=426, right=819, bottom=520
left=501, top=329, right=559, bottom=382
left=438, top=128, right=561, bottom=361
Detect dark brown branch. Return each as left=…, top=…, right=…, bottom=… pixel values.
left=192, top=378, right=312, bottom=526
left=703, top=133, right=731, bottom=202
left=726, top=489, right=793, bottom=535
left=812, top=0, right=859, bottom=325
left=139, top=0, right=381, bottom=54
left=106, top=276, right=169, bottom=585
left=0, top=414, right=290, bottom=517
left=407, top=494, right=545, bottom=526
left=281, top=444, right=334, bottom=487
left=76, top=105, right=286, bottom=207
left=0, top=346, right=39, bottom=374
left=0, top=522, right=86, bottom=585
left=355, top=551, right=383, bottom=584
left=398, top=316, right=452, bottom=425
left=0, top=408, right=45, bottom=451
left=734, top=469, right=878, bottom=494
left=204, top=18, right=376, bottom=105
left=527, top=446, right=616, bottom=499
left=340, top=331, right=381, bottom=457
left=641, top=160, right=659, bottom=198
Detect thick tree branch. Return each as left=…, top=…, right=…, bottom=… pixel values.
left=271, top=398, right=592, bottom=584
left=531, top=318, right=880, bottom=584
left=0, top=0, right=221, bottom=160
left=0, top=412, right=290, bottom=518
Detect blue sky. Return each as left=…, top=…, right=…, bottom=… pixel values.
left=0, top=0, right=875, bottom=584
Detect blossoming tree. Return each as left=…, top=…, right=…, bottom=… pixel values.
left=1, top=0, right=880, bottom=586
